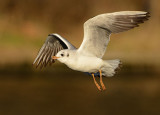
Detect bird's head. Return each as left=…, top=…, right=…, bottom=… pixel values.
left=52, top=49, right=75, bottom=64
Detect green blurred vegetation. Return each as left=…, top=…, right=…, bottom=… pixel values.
left=0, top=0, right=159, bottom=65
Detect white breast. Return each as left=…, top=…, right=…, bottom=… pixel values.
left=66, top=54, right=103, bottom=73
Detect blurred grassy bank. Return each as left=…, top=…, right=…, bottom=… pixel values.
left=0, top=0, right=160, bottom=66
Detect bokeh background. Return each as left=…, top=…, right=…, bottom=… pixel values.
left=0, top=0, right=160, bottom=115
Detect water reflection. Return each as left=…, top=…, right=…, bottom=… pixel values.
left=0, top=69, right=160, bottom=115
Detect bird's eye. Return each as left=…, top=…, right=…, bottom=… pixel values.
left=61, top=54, right=64, bottom=57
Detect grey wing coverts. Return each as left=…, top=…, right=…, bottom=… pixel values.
left=78, top=11, right=150, bottom=58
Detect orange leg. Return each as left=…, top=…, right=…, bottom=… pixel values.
left=99, top=70, right=106, bottom=90
left=92, top=73, right=101, bottom=91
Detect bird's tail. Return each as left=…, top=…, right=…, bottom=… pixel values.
left=101, top=59, right=122, bottom=77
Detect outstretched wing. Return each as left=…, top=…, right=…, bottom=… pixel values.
left=33, top=33, right=76, bottom=68
left=78, top=11, right=150, bottom=58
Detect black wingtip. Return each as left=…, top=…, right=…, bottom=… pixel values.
left=48, top=33, right=53, bottom=36
left=32, top=63, right=39, bottom=69
left=32, top=63, right=36, bottom=68
left=48, top=33, right=57, bottom=36
left=145, top=12, right=151, bottom=18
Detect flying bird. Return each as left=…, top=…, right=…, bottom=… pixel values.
left=33, top=11, right=149, bottom=91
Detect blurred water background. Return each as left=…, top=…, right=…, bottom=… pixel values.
left=0, top=0, right=160, bottom=115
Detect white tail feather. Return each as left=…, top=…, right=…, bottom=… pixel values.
left=101, top=59, right=121, bottom=77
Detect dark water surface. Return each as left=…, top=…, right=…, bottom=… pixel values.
left=0, top=65, right=160, bottom=115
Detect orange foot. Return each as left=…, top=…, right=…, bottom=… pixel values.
left=92, top=73, right=101, bottom=91
left=99, top=70, right=106, bottom=90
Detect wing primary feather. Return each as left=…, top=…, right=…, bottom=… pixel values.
left=45, top=48, right=52, bottom=64
left=36, top=54, right=44, bottom=68
left=33, top=44, right=45, bottom=65
left=35, top=46, right=47, bottom=68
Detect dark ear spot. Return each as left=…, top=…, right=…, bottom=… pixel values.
left=61, top=54, right=64, bottom=57
left=67, top=53, right=69, bottom=57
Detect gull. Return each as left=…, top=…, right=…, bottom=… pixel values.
left=33, top=11, right=149, bottom=91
